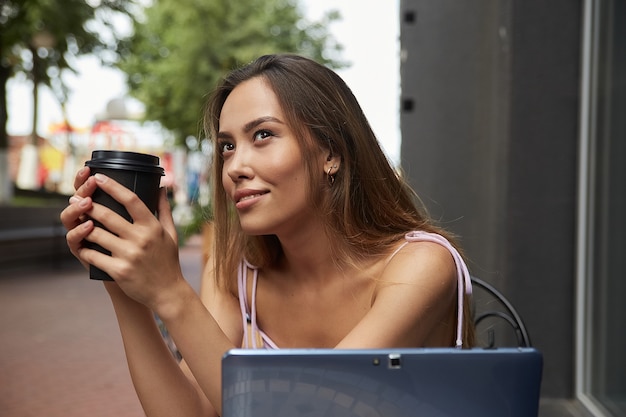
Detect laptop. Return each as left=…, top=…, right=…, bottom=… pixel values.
left=222, top=347, right=543, bottom=417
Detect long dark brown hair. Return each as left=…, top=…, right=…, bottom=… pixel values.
left=203, top=54, right=473, bottom=346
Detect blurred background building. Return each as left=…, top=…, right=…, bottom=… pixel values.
left=9, top=97, right=180, bottom=196
left=399, top=1, right=624, bottom=416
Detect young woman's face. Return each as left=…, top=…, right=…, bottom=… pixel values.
left=218, top=77, right=320, bottom=236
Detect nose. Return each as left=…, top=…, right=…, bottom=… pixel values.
left=224, top=145, right=254, bottom=183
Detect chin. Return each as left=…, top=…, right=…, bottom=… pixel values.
left=239, top=221, right=272, bottom=237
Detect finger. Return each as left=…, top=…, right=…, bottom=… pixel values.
left=65, top=219, right=94, bottom=269
left=77, top=240, right=121, bottom=280
left=80, top=223, right=150, bottom=284
left=66, top=218, right=94, bottom=247
left=81, top=220, right=122, bottom=256
left=73, top=174, right=98, bottom=199
left=84, top=197, right=132, bottom=241
left=60, top=195, right=93, bottom=230
left=73, top=166, right=91, bottom=190
left=92, top=173, right=157, bottom=225
left=157, top=188, right=178, bottom=245
left=84, top=176, right=153, bottom=244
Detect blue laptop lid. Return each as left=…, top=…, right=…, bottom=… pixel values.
left=222, top=347, right=543, bottom=417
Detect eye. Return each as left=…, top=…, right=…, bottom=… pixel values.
left=218, top=141, right=235, bottom=155
left=253, top=129, right=273, bottom=141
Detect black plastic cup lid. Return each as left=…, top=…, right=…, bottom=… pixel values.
left=85, top=150, right=165, bottom=175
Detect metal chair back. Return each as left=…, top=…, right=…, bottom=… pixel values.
left=471, top=276, right=532, bottom=348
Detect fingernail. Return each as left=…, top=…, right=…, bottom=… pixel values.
left=69, top=196, right=80, bottom=204
left=78, top=166, right=88, bottom=176
left=94, top=173, right=108, bottom=184
left=79, top=198, right=90, bottom=208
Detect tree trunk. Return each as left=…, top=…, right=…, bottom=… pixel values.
left=31, top=47, right=39, bottom=143
left=0, top=60, right=14, bottom=204
left=16, top=47, right=41, bottom=191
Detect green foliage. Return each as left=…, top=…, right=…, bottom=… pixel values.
left=177, top=200, right=213, bottom=243
left=117, top=0, right=346, bottom=147
left=1, top=0, right=137, bottom=85
left=0, top=0, right=139, bottom=148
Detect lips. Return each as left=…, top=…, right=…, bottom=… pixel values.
left=238, top=193, right=266, bottom=203
left=233, top=189, right=269, bottom=207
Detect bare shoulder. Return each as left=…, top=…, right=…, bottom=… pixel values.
left=199, top=257, right=243, bottom=346
left=338, top=238, right=460, bottom=347
left=379, top=238, right=457, bottom=288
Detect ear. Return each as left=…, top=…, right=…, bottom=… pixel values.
left=324, top=154, right=341, bottom=175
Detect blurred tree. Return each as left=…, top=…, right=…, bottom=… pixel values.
left=118, top=0, right=346, bottom=148
left=0, top=0, right=138, bottom=203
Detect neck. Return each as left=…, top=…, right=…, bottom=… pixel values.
left=274, top=222, right=344, bottom=284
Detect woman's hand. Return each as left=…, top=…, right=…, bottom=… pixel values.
left=75, top=173, right=185, bottom=312
left=60, top=166, right=98, bottom=270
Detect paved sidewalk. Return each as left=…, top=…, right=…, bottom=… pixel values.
left=0, top=235, right=204, bottom=417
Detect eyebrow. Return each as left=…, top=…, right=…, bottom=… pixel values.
left=217, top=116, right=284, bottom=139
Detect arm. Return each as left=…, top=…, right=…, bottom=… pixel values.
left=104, top=283, right=214, bottom=416
left=170, top=251, right=244, bottom=417
left=61, top=172, right=241, bottom=416
left=337, top=241, right=458, bottom=348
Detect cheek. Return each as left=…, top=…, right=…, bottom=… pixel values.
left=266, top=149, right=302, bottom=181
left=283, top=169, right=312, bottom=205
left=278, top=160, right=307, bottom=187
left=221, top=167, right=232, bottom=193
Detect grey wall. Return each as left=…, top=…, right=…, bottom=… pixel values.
left=399, top=0, right=582, bottom=406
left=400, top=0, right=512, bottom=285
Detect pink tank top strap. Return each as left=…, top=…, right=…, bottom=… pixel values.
left=237, top=259, right=278, bottom=349
left=388, top=231, right=473, bottom=348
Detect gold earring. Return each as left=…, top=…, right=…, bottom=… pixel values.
left=327, top=165, right=337, bottom=185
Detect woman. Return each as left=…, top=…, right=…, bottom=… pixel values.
left=61, top=53, right=474, bottom=417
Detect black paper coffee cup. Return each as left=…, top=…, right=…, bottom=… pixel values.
left=84, top=150, right=165, bottom=281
